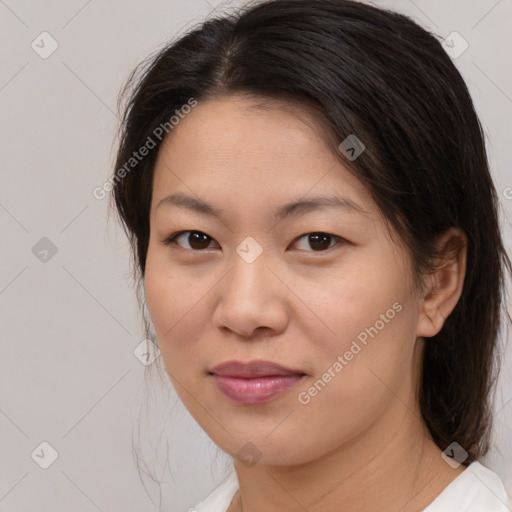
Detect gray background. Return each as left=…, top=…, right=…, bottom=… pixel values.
left=1, top=0, right=511, bottom=511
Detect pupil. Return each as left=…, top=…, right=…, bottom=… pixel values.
left=310, top=233, right=330, bottom=251
left=190, top=231, right=210, bottom=249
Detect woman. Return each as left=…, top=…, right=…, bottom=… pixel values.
left=111, top=0, right=511, bottom=510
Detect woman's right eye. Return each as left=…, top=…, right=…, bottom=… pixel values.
left=162, top=230, right=219, bottom=251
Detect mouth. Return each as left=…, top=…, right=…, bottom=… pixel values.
left=208, top=360, right=307, bottom=405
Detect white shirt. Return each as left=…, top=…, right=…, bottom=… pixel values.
left=191, top=461, right=511, bottom=511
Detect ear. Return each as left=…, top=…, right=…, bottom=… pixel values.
left=416, top=227, right=467, bottom=338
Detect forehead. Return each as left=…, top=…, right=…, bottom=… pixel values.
left=157, top=96, right=330, bottom=168
left=151, top=95, right=377, bottom=220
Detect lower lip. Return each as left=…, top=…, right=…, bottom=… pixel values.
left=211, top=374, right=305, bottom=405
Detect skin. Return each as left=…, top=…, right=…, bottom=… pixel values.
left=144, top=95, right=468, bottom=512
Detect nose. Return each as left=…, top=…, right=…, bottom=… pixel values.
left=212, top=252, right=289, bottom=339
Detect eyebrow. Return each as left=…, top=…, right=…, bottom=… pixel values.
left=156, top=192, right=368, bottom=222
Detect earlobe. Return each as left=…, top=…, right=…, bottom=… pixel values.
left=416, top=227, right=468, bottom=338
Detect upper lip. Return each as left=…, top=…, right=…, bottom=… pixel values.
left=210, top=360, right=306, bottom=378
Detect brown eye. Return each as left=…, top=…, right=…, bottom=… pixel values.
left=164, top=230, right=217, bottom=250
left=163, top=230, right=343, bottom=253
left=293, top=232, right=342, bottom=252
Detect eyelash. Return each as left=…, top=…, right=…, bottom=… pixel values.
left=161, top=230, right=346, bottom=253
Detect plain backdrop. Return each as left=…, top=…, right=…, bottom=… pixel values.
left=1, top=0, right=511, bottom=511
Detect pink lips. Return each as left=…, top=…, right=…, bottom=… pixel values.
left=209, top=360, right=306, bottom=405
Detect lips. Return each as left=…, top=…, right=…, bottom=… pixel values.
left=211, top=360, right=305, bottom=378
left=209, top=360, right=306, bottom=405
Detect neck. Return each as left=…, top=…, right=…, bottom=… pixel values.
left=228, top=403, right=465, bottom=512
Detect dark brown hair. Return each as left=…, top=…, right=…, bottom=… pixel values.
left=111, top=0, right=511, bottom=464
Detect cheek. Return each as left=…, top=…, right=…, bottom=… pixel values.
left=143, top=250, right=206, bottom=369
left=299, top=250, right=418, bottom=411
left=308, top=247, right=414, bottom=354
left=290, top=306, right=416, bottom=462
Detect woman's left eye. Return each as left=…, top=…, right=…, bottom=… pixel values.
left=161, top=231, right=344, bottom=252
left=292, top=232, right=344, bottom=252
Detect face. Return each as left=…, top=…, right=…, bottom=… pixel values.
left=144, top=95, right=424, bottom=466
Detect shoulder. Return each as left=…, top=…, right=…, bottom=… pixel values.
left=189, top=470, right=239, bottom=512
left=185, top=462, right=511, bottom=512
left=423, top=461, right=511, bottom=512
